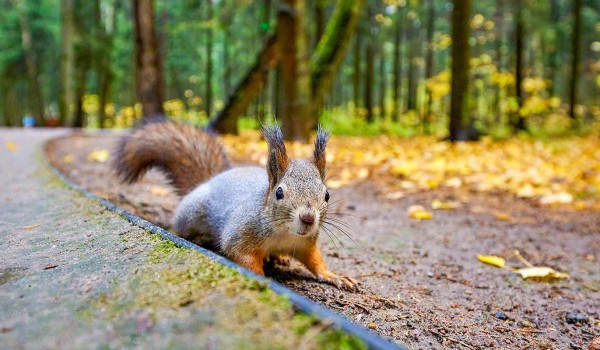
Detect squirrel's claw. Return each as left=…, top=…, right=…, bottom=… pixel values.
left=317, top=270, right=359, bottom=291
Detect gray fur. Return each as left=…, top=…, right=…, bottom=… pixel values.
left=174, top=159, right=328, bottom=260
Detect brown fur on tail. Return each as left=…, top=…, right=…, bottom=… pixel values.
left=113, top=120, right=231, bottom=196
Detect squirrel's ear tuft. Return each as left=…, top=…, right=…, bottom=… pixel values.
left=313, top=126, right=330, bottom=180
left=262, top=123, right=289, bottom=189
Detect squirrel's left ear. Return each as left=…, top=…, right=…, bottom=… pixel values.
left=313, top=126, right=330, bottom=180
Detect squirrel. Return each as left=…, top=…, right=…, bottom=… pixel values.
left=113, top=118, right=357, bottom=290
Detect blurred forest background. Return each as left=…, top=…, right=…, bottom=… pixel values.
left=1, top=0, right=599, bottom=141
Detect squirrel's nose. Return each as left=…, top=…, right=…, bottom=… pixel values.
left=300, top=212, right=315, bottom=225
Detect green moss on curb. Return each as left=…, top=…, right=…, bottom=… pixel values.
left=81, top=235, right=366, bottom=349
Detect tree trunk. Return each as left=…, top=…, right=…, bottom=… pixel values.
left=378, top=40, right=386, bottom=120
left=205, top=0, right=214, bottom=118
left=208, top=35, right=280, bottom=134
left=353, top=21, right=361, bottom=114
left=364, top=4, right=374, bottom=123
left=17, top=0, right=45, bottom=126
left=73, top=51, right=90, bottom=128
left=59, top=0, right=75, bottom=126
left=392, top=4, right=405, bottom=121
left=314, top=0, right=325, bottom=50
left=406, top=14, right=419, bottom=113
left=449, top=0, right=471, bottom=141
left=423, top=0, right=435, bottom=133
left=278, top=0, right=311, bottom=141
left=97, top=0, right=118, bottom=128
left=310, top=0, right=364, bottom=119
left=133, top=0, right=165, bottom=117
left=568, top=0, right=582, bottom=120
left=221, top=5, right=234, bottom=99
left=548, top=0, right=560, bottom=97
left=493, top=0, right=504, bottom=123
left=513, top=0, right=526, bottom=131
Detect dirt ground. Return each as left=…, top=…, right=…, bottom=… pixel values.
left=46, top=132, right=600, bottom=350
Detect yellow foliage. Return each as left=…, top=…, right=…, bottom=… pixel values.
left=82, top=94, right=99, bottom=114
left=492, top=72, right=515, bottom=88
left=436, top=34, right=452, bottom=50
left=522, top=77, right=547, bottom=94
left=221, top=132, right=600, bottom=210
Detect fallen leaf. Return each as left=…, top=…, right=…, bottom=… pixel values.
left=539, top=192, right=573, bottom=205
left=87, top=149, right=110, bottom=163
left=493, top=212, right=512, bottom=221
left=514, top=266, right=569, bottom=282
left=477, top=254, right=506, bottom=268
left=63, top=154, right=74, bottom=164
left=384, top=191, right=404, bottom=200
left=5, top=142, right=17, bottom=151
left=407, top=205, right=433, bottom=220
left=22, top=224, right=42, bottom=230
left=431, top=198, right=460, bottom=210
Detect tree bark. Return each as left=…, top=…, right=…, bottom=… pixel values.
left=97, top=0, right=118, bottom=128
left=17, top=0, right=45, bottom=126
left=449, top=0, right=471, bottom=141
left=548, top=0, right=560, bottom=97
left=208, top=35, right=280, bottom=134
left=392, top=4, right=405, bottom=121
left=406, top=12, right=419, bottom=112
left=423, top=0, right=435, bottom=133
left=364, top=3, right=374, bottom=123
left=353, top=21, right=361, bottom=114
left=59, top=0, right=75, bottom=126
left=314, top=0, right=325, bottom=50
left=568, top=0, right=582, bottom=120
left=493, top=0, right=504, bottom=123
left=378, top=39, right=386, bottom=120
left=278, top=0, right=311, bottom=141
left=133, top=0, right=165, bottom=117
left=205, top=0, right=214, bottom=118
left=513, top=0, right=526, bottom=131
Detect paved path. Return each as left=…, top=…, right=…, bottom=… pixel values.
left=0, top=129, right=370, bottom=349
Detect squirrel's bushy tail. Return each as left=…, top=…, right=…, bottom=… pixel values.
left=113, top=119, right=231, bottom=196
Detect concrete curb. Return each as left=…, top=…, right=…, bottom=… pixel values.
left=44, top=137, right=409, bottom=350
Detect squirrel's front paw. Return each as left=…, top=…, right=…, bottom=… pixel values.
left=316, top=270, right=359, bottom=291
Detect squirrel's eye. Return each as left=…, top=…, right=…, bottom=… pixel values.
left=275, top=187, right=284, bottom=200
left=325, top=190, right=330, bottom=202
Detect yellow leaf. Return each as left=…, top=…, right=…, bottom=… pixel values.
left=407, top=205, right=433, bottom=220
left=63, top=154, right=74, bottom=164
left=431, top=198, right=460, bottom=210
left=87, top=149, right=110, bottom=163
left=477, top=254, right=506, bottom=268
left=515, top=267, right=569, bottom=282
left=22, top=223, right=42, bottom=230
left=5, top=141, right=17, bottom=151
left=493, top=212, right=512, bottom=221
left=538, top=192, right=573, bottom=205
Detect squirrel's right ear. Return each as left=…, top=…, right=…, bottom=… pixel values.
left=313, top=126, right=330, bottom=180
left=262, top=124, right=289, bottom=189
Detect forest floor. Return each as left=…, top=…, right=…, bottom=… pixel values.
left=46, top=131, right=600, bottom=350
